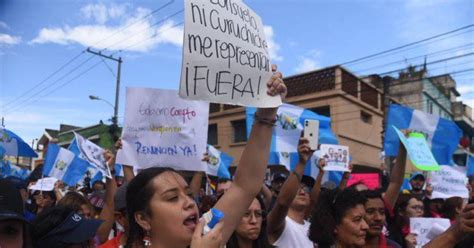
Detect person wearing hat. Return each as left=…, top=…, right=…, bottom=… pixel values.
left=0, top=179, right=31, bottom=248
left=408, top=172, right=427, bottom=196
left=31, top=206, right=103, bottom=248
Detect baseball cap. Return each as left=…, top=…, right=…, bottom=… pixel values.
left=0, top=179, right=26, bottom=222
left=410, top=172, right=426, bottom=181
left=36, top=212, right=103, bottom=247
left=301, top=175, right=315, bottom=189
left=272, top=172, right=287, bottom=182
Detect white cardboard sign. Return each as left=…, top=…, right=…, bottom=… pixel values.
left=320, top=144, right=350, bottom=172
left=410, top=217, right=450, bottom=246
left=430, top=165, right=469, bottom=199
left=29, top=177, right=58, bottom=192
left=179, top=0, right=281, bottom=107
left=117, top=87, right=209, bottom=171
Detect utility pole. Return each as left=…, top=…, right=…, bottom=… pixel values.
left=86, top=48, right=122, bottom=141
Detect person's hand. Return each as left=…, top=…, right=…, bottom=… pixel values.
left=103, top=150, right=115, bottom=167
left=425, top=183, right=433, bottom=198
left=54, top=180, right=64, bottom=192
left=458, top=203, right=474, bottom=233
left=255, top=64, right=287, bottom=119
left=114, top=138, right=122, bottom=150
left=202, top=152, right=210, bottom=163
left=190, top=219, right=224, bottom=248
left=405, top=233, right=417, bottom=248
left=266, top=64, right=287, bottom=100
left=317, top=158, right=326, bottom=171
left=348, top=163, right=354, bottom=172
left=297, top=136, right=314, bottom=164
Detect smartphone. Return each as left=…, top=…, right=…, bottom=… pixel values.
left=304, top=119, right=319, bottom=150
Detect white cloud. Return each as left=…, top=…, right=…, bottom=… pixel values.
left=0, top=33, right=21, bottom=45
left=0, top=21, right=9, bottom=29
left=294, top=50, right=321, bottom=73
left=458, top=84, right=474, bottom=95
left=30, top=5, right=183, bottom=52
left=264, top=25, right=283, bottom=62
left=80, top=3, right=128, bottom=24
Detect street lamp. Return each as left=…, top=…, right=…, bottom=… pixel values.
left=88, top=95, right=117, bottom=125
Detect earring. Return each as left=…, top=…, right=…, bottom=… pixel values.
left=143, top=231, right=152, bottom=247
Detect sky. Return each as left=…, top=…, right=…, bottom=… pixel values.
left=1, top=0, right=473, bottom=145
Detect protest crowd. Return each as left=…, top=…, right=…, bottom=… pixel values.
left=2, top=65, right=474, bottom=248
left=2, top=1, right=474, bottom=248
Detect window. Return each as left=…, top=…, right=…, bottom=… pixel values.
left=310, top=106, right=331, bottom=117
left=231, top=119, right=247, bottom=143
left=360, top=111, right=372, bottom=124
left=208, top=124, right=218, bottom=145
left=428, top=100, right=433, bottom=114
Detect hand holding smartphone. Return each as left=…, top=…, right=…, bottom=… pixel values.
left=304, top=119, right=319, bottom=150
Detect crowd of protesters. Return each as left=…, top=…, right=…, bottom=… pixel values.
left=3, top=67, right=474, bottom=248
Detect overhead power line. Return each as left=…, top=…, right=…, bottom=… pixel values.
left=340, top=24, right=474, bottom=66
left=2, top=2, right=176, bottom=112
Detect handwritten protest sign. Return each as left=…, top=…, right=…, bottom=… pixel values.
left=320, top=144, right=350, bottom=172
left=410, top=217, right=450, bottom=246
left=430, top=165, right=469, bottom=199
left=117, top=88, right=209, bottom=171
left=74, top=132, right=112, bottom=178
left=347, top=173, right=380, bottom=189
left=179, top=0, right=281, bottom=107
left=393, top=126, right=440, bottom=171
left=29, top=177, right=58, bottom=191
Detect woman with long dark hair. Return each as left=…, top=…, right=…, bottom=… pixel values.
left=124, top=66, right=287, bottom=248
left=389, top=193, right=424, bottom=248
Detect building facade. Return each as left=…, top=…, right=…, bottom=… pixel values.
left=209, top=65, right=385, bottom=172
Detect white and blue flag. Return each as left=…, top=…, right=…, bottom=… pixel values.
left=0, top=160, right=30, bottom=180
left=43, top=144, right=90, bottom=186
left=207, top=145, right=233, bottom=179
left=246, top=103, right=340, bottom=182
left=384, top=104, right=462, bottom=165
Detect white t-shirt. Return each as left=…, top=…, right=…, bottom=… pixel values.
left=273, top=216, right=313, bottom=248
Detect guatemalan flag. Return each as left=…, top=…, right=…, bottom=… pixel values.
left=384, top=104, right=462, bottom=165
left=206, top=145, right=233, bottom=179
left=246, top=103, right=340, bottom=182
left=43, top=144, right=90, bottom=186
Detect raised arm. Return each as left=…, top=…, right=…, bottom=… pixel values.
left=213, top=66, right=287, bottom=243
left=190, top=171, right=204, bottom=198
left=383, top=140, right=407, bottom=207
left=96, top=150, right=118, bottom=244
left=115, top=139, right=135, bottom=183
left=267, top=136, right=313, bottom=243
left=339, top=163, right=353, bottom=190
left=260, top=183, right=273, bottom=210
left=304, top=159, right=325, bottom=219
